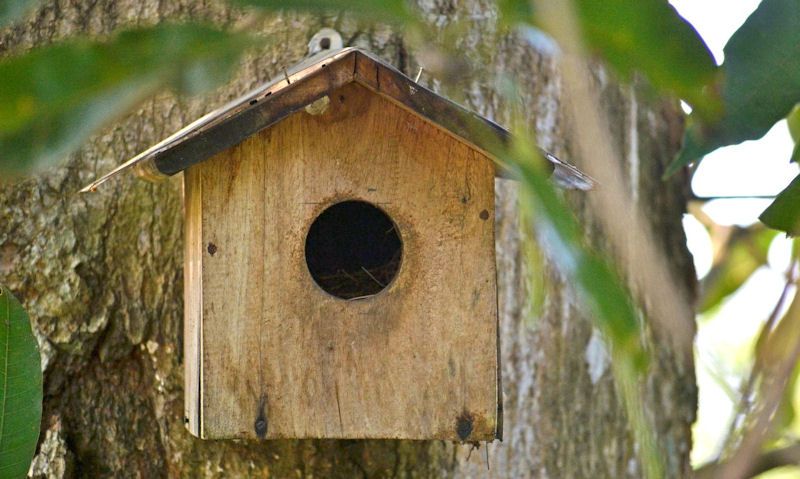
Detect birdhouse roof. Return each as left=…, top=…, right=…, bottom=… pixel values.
left=81, top=47, right=593, bottom=192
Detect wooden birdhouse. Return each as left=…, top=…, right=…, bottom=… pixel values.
left=84, top=38, right=593, bottom=442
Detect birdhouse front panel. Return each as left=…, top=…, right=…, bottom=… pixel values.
left=183, top=82, right=500, bottom=441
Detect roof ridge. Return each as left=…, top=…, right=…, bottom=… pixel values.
left=80, top=47, right=594, bottom=193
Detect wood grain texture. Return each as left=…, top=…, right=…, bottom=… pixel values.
left=186, top=82, right=499, bottom=440
left=183, top=167, right=203, bottom=437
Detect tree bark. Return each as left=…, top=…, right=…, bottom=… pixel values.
left=1, top=1, right=696, bottom=477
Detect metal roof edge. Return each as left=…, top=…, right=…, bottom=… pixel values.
left=80, top=47, right=595, bottom=192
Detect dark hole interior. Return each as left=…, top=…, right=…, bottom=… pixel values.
left=320, top=37, right=331, bottom=50
left=305, top=200, right=402, bottom=299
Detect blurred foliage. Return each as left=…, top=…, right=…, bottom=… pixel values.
left=760, top=175, right=800, bottom=236
left=772, top=360, right=800, bottom=435
left=0, top=0, right=39, bottom=28
left=508, top=139, right=643, bottom=361
left=0, top=23, right=260, bottom=177
left=775, top=105, right=800, bottom=235
left=786, top=105, right=800, bottom=164
left=520, top=212, right=546, bottom=324
left=671, top=0, right=800, bottom=169
left=233, top=0, right=412, bottom=23
left=667, top=0, right=800, bottom=235
left=499, top=0, right=719, bottom=117
left=0, top=286, right=43, bottom=479
left=572, top=0, right=719, bottom=118
left=693, top=224, right=799, bottom=474
left=699, top=226, right=779, bottom=313
left=506, top=133, right=658, bottom=477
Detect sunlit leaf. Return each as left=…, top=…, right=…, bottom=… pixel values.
left=699, top=226, right=778, bottom=313
left=0, top=24, right=260, bottom=177
left=787, top=105, right=800, bottom=142
left=669, top=0, right=800, bottom=175
left=231, top=0, right=412, bottom=22
left=786, top=104, right=800, bottom=163
left=0, top=0, right=39, bottom=28
left=760, top=174, right=800, bottom=236
left=503, top=0, right=718, bottom=118
left=574, top=0, right=718, bottom=117
left=0, top=286, right=42, bottom=479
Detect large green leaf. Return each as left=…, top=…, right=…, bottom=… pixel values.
left=760, top=174, right=800, bottom=236
left=0, top=0, right=40, bottom=28
left=501, top=0, right=718, bottom=117
left=0, top=286, right=42, bottom=479
left=574, top=0, right=718, bottom=117
left=699, top=226, right=778, bottom=313
left=0, top=24, right=259, bottom=177
left=231, top=0, right=412, bottom=22
left=669, top=0, right=800, bottom=175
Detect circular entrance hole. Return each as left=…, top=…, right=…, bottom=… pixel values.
left=305, top=200, right=402, bottom=300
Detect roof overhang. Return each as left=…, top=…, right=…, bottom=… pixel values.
left=81, top=48, right=593, bottom=192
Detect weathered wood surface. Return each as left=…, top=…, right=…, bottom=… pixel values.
left=187, top=82, right=499, bottom=440
left=183, top=166, right=203, bottom=437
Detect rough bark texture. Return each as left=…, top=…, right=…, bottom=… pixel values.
left=1, top=0, right=696, bottom=477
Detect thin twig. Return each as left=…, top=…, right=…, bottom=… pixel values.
left=361, top=266, right=385, bottom=288
left=718, top=265, right=800, bottom=478
left=720, top=260, right=798, bottom=456
left=696, top=442, right=800, bottom=479
left=690, top=194, right=777, bottom=201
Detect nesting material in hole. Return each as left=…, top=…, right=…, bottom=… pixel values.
left=305, top=200, right=402, bottom=299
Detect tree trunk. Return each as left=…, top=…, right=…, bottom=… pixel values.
left=1, top=1, right=696, bottom=477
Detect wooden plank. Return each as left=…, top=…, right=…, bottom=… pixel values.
left=183, top=166, right=203, bottom=437
left=196, top=82, right=499, bottom=440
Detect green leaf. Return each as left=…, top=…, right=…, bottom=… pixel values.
left=760, top=173, right=800, bottom=236
left=0, top=0, right=40, bottom=28
left=0, top=286, right=42, bottom=479
left=669, top=0, right=800, bottom=175
left=699, top=226, right=778, bottom=313
left=787, top=105, right=800, bottom=142
left=503, top=0, right=718, bottom=118
left=574, top=0, right=718, bottom=117
left=786, top=105, right=800, bottom=163
left=0, top=24, right=259, bottom=177
left=498, top=0, right=533, bottom=26
left=232, top=0, right=412, bottom=22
